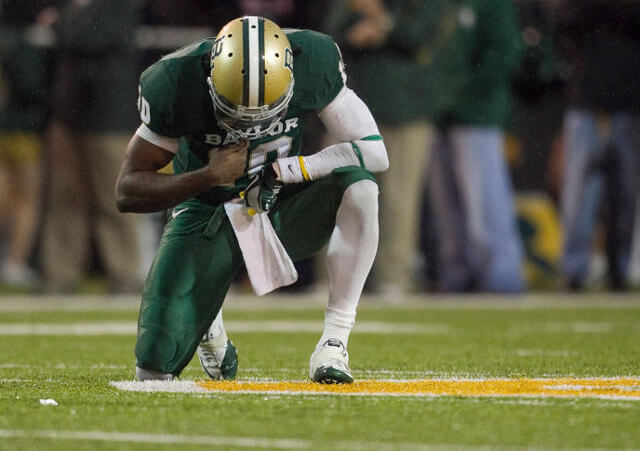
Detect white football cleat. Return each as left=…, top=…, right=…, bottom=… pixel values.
left=197, top=334, right=238, bottom=380
left=309, top=338, right=354, bottom=384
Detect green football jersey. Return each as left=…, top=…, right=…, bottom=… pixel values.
left=137, top=29, right=347, bottom=205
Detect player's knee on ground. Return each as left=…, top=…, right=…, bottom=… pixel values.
left=135, top=324, right=179, bottom=375
left=136, top=366, right=174, bottom=381
left=135, top=295, right=192, bottom=375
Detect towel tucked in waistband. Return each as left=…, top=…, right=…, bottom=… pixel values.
left=223, top=200, right=298, bottom=296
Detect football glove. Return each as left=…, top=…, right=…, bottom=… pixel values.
left=243, top=164, right=283, bottom=215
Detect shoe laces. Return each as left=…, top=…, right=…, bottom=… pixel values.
left=199, top=337, right=226, bottom=364
left=318, top=339, right=349, bottom=368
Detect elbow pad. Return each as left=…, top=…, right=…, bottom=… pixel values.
left=276, top=87, right=389, bottom=183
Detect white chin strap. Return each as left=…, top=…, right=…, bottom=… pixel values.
left=208, top=76, right=295, bottom=141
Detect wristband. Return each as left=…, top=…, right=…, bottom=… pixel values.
left=298, top=156, right=311, bottom=181
left=276, top=156, right=310, bottom=183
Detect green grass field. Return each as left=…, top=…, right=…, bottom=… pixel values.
left=1, top=293, right=639, bottom=450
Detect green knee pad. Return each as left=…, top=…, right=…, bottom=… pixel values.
left=135, top=326, right=179, bottom=374
left=135, top=297, right=200, bottom=375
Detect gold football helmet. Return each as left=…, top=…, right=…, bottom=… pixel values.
left=208, top=16, right=294, bottom=139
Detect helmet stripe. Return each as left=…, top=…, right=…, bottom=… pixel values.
left=258, top=18, right=265, bottom=107
left=241, top=18, right=250, bottom=106
left=247, top=16, right=260, bottom=107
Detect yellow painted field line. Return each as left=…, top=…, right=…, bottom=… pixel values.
left=196, top=378, right=640, bottom=399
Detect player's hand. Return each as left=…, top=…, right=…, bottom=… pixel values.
left=243, top=163, right=284, bottom=214
left=208, top=139, right=249, bottom=187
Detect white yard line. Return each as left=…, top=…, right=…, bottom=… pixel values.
left=514, top=349, right=579, bottom=357
left=0, top=322, right=135, bottom=335
left=0, top=318, right=620, bottom=336
left=0, top=428, right=618, bottom=450
left=0, top=429, right=309, bottom=449
left=0, top=363, right=128, bottom=369
left=0, top=320, right=447, bottom=336
left=511, top=322, right=614, bottom=334
left=1, top=294, right=640, bottom=312
left=0, top=378, right=38, bottom=383
left=0, top=428, right=472, bottom=451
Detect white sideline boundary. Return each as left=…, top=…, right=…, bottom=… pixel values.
left=0, top=320, right=446, bottom=336
left=0, top=428, right=455, bottom=450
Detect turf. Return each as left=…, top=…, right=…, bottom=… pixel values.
left=1, top=294, right=639, bottom=450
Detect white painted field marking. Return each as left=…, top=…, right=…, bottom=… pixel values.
left=112, top=380, right=208, bottom=393
left=0, top=429, right=448, bottom=450
left=515, top=349, right=579, bottom=357
left=0, top=366, right=445, bottom=378
left=0, top=363, right=128, bottom=369
left=0, top=429, right=308, bottom=449
left=0, top=320, right=447, bottom=336
left=111, top=378, right=640, bottom=401
left=0, top=322, right=135, bottom=335
left=1, top=319, right=619, bottom=336
left=468, top=398, right=557, bottom=406
left=543, top=322, right=613, bottom=333
left=548, top=384, right=640, bottom=392
left=0, top=378, right=38, bottom=383
left=511, top=322, right=614, bottom=334
left=1, top=294, right=640, bottom=312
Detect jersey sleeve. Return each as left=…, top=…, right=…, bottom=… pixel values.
left=292, top=31, right=348, bottom=111
left=137, top=61, right=184, bottom=139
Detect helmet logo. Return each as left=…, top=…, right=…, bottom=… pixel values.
left=210, top=36, right=225, bottom=69
left=284, top=47, right=294, bottom=73
left=209, top=16, right=296, bottom=140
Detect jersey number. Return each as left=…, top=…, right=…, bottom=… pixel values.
left=247, top=137, right=293, bottom=175
left=137, top=86, right=151, bottom=124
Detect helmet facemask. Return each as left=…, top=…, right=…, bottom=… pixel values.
left=207, top=76, right=294, bottom=140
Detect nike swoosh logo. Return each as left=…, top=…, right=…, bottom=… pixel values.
left=288, top=164, right=295, bottom=174
left=172, top=208, right=188, bottom=219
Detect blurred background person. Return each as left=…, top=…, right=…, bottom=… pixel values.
left=427, top=0, right=526, bottom=292
left=491, top=0, right=565, bottom=289
left=325, top=0, right=440, bottom=296
left=41, top=0, right=142, bottom=293
left=236, top=0, right=296, bottom=24
left=142, top=0, right=237, bottom=28
left=0, top=1, right=51, bottom=289
left=1, top=0, right=637, bottom=296
left=550, top=0, right=640, bottom=291
left=234, top=0, right=331, bottom=30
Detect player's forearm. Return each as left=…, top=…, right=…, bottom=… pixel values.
left=272, top=86, right=388, bottom=183
left=115, top=167, right=214, bottom=213
left=276, top=139, right=388, bottom=183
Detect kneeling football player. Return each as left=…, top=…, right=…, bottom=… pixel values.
left=115, top=16, right=388, bottom=383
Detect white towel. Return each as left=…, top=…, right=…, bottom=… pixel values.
left=224, top=200, right=298, bottom=296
